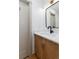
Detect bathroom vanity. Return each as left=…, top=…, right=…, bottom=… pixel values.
left=34, top=29, right=59, bottom=59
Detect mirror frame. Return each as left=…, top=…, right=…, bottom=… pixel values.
left=45, top=1, right=59, bottom=29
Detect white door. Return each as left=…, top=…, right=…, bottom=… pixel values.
left=19, top=1, right=29, bottom=59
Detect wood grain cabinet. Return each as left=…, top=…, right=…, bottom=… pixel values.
left=35, top=35, right=44, bottom=59
left=34, top=34, right=59, bottom=59
left=44, top=39, right=59, bottom=59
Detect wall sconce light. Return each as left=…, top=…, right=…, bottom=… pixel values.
left=48, top=0, right=54, bottom=4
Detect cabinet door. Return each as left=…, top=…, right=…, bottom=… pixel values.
left=35, top=35, right=44, bottom=59
left=44, top=39, right=59, bottom=59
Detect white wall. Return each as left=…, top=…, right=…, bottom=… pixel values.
left=31, top=0, right=59, bottom=35
left=19, top=1, right=31, bottom=59
left=31, top=0, right=47, bottom=53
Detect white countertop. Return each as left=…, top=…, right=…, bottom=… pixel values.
left=34, top=29, right=59, bottom=44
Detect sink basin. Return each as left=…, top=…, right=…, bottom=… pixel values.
left=35, top=28, right=59, bottom=44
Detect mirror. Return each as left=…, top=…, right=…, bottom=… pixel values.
left=45, top=1, right=59, bottom=28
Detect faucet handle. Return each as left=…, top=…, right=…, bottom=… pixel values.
left=47, top=26, right=52, bottom=29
